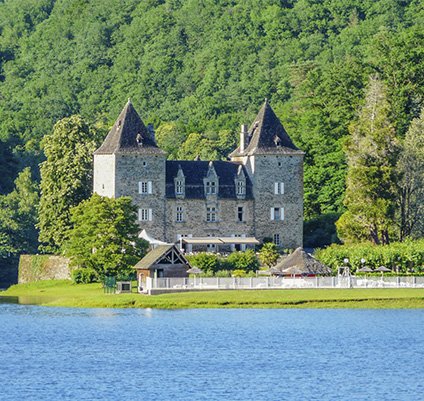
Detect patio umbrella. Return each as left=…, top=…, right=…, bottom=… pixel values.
left=376, top=265, right=391, bottom=278
left=186, top=266, right=203, bottom=286
left=357, top=266, right=374, bottom=280
left=357, top=266, right=374, bottom=273
left=186, top=267, right=203, bottom=274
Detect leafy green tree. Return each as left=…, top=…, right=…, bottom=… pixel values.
left=38, top=115, right=97, bottom=252
left=397, top=108, right=424, bottom=239
left=258, top=242, right=279, bottom=268
left=0, top=167, right=39, bottom=257
left=63, top=194, right=147, bottom=279
left=337, top=76, right=400, bottom=245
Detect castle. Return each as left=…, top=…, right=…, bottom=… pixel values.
left=93, top=99, right=304, bottom=250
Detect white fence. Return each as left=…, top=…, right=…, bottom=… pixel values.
left=144, top=276, right=424, bottom=292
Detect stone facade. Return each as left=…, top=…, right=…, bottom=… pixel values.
left=93, top=99, right=304, bottom=249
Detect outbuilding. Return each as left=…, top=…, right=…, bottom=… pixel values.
left=134, top=245, right=190, bottom=290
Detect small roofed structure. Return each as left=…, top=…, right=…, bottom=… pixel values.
left=273, top=247, right=331, bottom=276
left=134, top=245, right=190, bottom=287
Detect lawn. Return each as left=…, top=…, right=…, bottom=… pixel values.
left=1, top=280, right=424, bottom=309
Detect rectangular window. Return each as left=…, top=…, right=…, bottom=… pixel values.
left=176, top=206, right=183, bottom=222
left=236, top=181, right=245, bottom=195
left=175, top=180, right=184, bottom=195
left=237, top=206, right=244, bottom=222
left=139, top=181, right=152, bottom=194
left=274, top=182, right=284, bottom=195
left=206, top=181, right=217, bottom=195
left=273, top=234, right=281, bottom=246
left=271, top=207, right=284, bottom=221
left=138, top=208, right=152, bottom=221
left=206, top=207, right=217, bottom=222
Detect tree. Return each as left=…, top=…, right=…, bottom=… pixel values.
left=38, top=115, right=97, bottom=252
left=337, top=76, right=399, bottom=245
left=0, top=167, right=39, bottom=257
left=63, top=194, right=148, bottom=279
left=258, top=243, right=279, bottom=268
left=397, top=108, right=424, bottom=239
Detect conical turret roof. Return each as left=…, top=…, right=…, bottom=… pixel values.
left=230, top=99, right=303, bottom=157
left=95, top=100, right=165, bottom=155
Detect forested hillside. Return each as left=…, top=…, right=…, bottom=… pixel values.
left=0, top=0, right=423, bottom=234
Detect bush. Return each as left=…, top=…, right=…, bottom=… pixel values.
left=226, top=250, right=259, bottom=272
left=186, top=252, right=220, bottom=273
left=315, top=239, right=424, bottom=274
left=71, top=267, right=99, bottom=284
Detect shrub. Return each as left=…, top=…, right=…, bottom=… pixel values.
left=71, top=267, right=99, bottom=284
left=186, top=252, right=220, bottom=273
left=258, top=243, right=279, bottom=268
left=226, top=250, right=259, bottom=272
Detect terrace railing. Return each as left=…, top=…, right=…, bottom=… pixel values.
left=144, top=276, right=424, bottom=292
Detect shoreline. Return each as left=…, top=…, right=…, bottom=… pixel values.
left=1, top=280, right=424, bottom=309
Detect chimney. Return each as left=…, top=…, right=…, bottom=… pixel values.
left=147, top=123, right=155, bottom=142
left=240, top=124, right=248, bottom=152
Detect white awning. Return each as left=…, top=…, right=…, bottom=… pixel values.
left=180, top=237, right=259, bottom=245
left=138, top=229, right=168, bottom=245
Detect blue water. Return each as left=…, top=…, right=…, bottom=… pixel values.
left=0, top=305, right=423, bottom=401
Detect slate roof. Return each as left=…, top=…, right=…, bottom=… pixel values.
left=94, top=100, right=165, bottom=155
left=166, top=160, right=253, bottom=199
left=230, top=99, right=303, bottom=157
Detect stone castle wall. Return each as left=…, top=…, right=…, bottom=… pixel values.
left=164, top=198, right=255, bottom=243
left=252, top=154, right=303, bottom=248
left=115, top=153, right=167, bottom=240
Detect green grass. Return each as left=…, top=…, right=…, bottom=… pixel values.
left=2, top=280, right=424, bottom=309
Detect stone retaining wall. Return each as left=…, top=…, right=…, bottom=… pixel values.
left=18, top=255, right=71, bottom=283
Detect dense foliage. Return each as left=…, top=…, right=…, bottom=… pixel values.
left=38, top=115, right=97, bottom=252
left=0, top=168, right=39, bottom=257
left=63, top=194, right=148, bottom=279
left=1, top=0, right=423, bottom=215
left=0, top=0, right=423, bottom=262
left=315, top=240, right=424, bottom=273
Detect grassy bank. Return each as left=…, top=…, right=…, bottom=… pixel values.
left=1, top=280, right=424, bottom=309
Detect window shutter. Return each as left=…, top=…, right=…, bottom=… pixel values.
left=148, top=208, right=153, bottom=221
left=274, top=182, right=279, bottom=194
left=280, top=207, right=285, bottom=221
left=138, top=182, right=142, bottom=194
left=147, top=181, right=152, bottom=194
left=280, top=182, right=284, bottom=194
left=138, top=208, right=142, bottom=221
left=270, top=208, right=275, bottom=220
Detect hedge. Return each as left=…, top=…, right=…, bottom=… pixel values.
left=315, top=239, right=424, bottom=274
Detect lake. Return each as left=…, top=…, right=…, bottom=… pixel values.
left=0, top=304, right=423, bottom=401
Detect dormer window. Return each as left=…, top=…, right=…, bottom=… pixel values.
left=174, top=165, right=185, bottom=198
left=175, top=180, right=184, bottom=195
left=206, top=181, right=217, bottom=195
left=236, top=181, right=245, bottom=196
